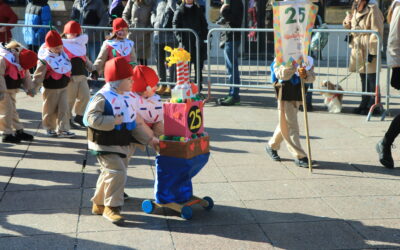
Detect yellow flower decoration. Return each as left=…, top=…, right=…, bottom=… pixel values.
left=164, top=46, right=191, bottom=67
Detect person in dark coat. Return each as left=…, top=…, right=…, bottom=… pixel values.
left=173, top=0, right=208, bottom=91
left=0, top=0, right=18, bottom=44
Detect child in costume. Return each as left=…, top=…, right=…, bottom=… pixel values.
left=84, top=56, right=158, bottom=225
left=62, top=21, right=96, bottom=128
left=265, top=58, right=315, bottom=168
left=91, top=18, right=137, bottom=80
left=0, top=42, right=37, bottom=143
left=32, top=30, right=75, bottom=138
left=131, top=65, right=164, bottom=137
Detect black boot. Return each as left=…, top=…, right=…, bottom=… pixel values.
left=74, top=115, right=85, bottom=127
left=376, top=138, right=394, bottom=168
left=15, top=129, right=34, bottom=141
left=2, top=134, right=21, bottom=144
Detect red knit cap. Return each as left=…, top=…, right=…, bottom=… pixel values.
left=19, top=49, right=38, bottom=70
left=104, top=57, right=133, bottom=82
left=45, top=30, right=63, bottom=48
left=63, top=21, right=82, bottom=35
left=131, top=65, right=159, bottom=92
left=112, top=18, right=128, bottom=33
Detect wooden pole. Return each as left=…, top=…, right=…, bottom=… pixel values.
left=300, top=77, right=313, bottom=172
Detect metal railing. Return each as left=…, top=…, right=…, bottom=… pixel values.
left=0, top=23, right=201, bottom=88
left=206, top=27, right=384, bottom=121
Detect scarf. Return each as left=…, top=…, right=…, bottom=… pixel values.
left=0, top=44, right=22, bottom=71
left=62, top=34, right=88, bottom=57
left=106, top=39, right=134, bottom=57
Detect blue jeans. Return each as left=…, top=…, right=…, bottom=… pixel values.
left=224, top=41, right=241, bottom=98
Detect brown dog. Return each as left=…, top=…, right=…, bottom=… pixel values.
left=320, top=80, right=344, bottom=113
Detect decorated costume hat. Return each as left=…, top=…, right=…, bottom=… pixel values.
left=112, top=18, right=128, bottom=33
left=63, top=21, right=82, bottom=35
left=131, top=65, right=159, bottom=92
left=104, top=56, right=133, bottom=82
left=45, top=30, right=63, bottom=48
left=19, top=49, right=38, bottom=70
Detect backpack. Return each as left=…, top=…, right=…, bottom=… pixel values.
left=310, top=15, right=329, bottom=55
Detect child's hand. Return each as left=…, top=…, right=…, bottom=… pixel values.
left=149, top=137, right=160, bottom=152
left=114, top=114, right=123, bottom=125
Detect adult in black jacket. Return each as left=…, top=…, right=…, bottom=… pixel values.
left=217, top=0, right=243, bottom=106
left=173, top=0, right=208, bottom=91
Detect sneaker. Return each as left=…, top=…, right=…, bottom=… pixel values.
left=57, top=131, right=75, bottom=138
left=92, top=204, right=105, bottom=215
left=46, top=129, right=57, bottom=137
left=123, top=192, right=129, bottom=200
left=15, top=129, right=34, bottom=141
left=2, top=134, right=21, bottom=144
left=265, top=144, right=281, bottom=161
left=74, top=115, right=85, bottom=127
left=70, top=120, right=81, bottom=129
left=376, top=139, right=394, bottom=169
left=219, top=96, right=240, bottom=106
left=294, top=157, right=316, bottom=168
left=103, top=206, right=124, bottom=224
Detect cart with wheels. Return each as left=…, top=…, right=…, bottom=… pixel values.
left=141, top=153, right=214, bottom=220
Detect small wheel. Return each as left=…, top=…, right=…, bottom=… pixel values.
left=142, top=200, right=154, bottom=214
left=181, top=206, right=193, bottom=220
left=202, top=196, right=214, bottom=210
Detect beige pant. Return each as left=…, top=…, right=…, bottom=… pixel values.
left=67, top=75, right=90, bottom=118
left=42, top=87, right=70, bottom=132
left=91, top=147, right=136, bottom=207
left=269, top=100, right=307, bottom=159
left=0, top=89, right=23, bottom=135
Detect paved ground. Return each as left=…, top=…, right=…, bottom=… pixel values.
left=1, top=71, right=400, bottom=249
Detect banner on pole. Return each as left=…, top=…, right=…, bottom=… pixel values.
left=273, top=0, right=318, bottom=67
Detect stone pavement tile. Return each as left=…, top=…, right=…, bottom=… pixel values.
left=220, top=164, right=296, bottom=182
left=230, top=180, right=316, bottom=201
left=0, top=189, right=81, bottom=212
left=0, top=175, right=9, bottom=190
left=302, top=177, right=396, bottom=197
left=284, top=160, right=365, bottom=179
left=0, top=143, right=29, bottom=159
left=348, top=219, right=400, bottom=248
left=211, top=152, right=271, bottom=167
left=7, top=172, right=83, bottom=191
left=83, top=169, right=154, bottom=188
left=244, top=198, right=340, bottom=224
left=167, top=201, right=255, bottom=227
left=15, top=158, right=83, bottom=174
left=77, top=228, right=174, bottom=250
left=170, top=224, right=273, bottom=250
left=0, top=208, right=78, bottom=236
left=194, top=183, right=241, bottom=201
left=323, top=196, right=400, bottom=220
left=261, top=220, right=369, bottom=250
left=353, top=162, right=400, bottom=179
left=0, top=160, right=18, bottom=175
left=0, top=233, right=76, bottom=250
left=78, top=204, right=167, bottom=233
left=192, top=165, right=227, bottom=183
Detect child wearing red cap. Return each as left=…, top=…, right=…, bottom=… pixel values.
left=0, top=41, right=37, bottom=143
left=62, top=21, right=96, bottom=128
left=131, top=65, right=164, bottom=137
left=91, top=18, right=137, bottom=82
left=83, top=56, right=158, bottom=225
left=32, top=30, right=75, bottom=138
